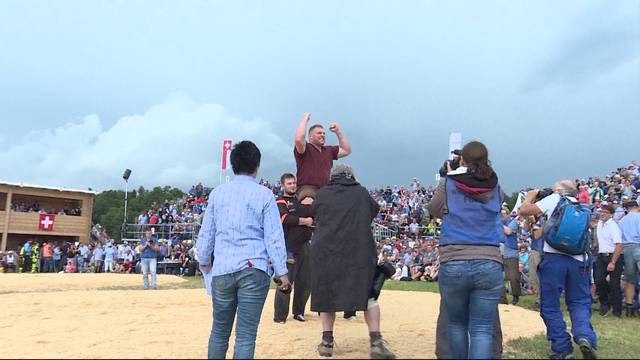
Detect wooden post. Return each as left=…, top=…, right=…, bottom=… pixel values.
left=1, top=191, right=12, bottom=251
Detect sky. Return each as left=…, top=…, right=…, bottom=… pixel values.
left=0, top=0, right=638, bottom=194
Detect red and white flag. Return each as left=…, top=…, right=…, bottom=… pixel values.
left=38, top=214, right=55, bottom=231
left=221, top=139, right=232, bottom=170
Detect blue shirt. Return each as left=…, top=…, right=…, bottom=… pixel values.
left=92, top=247, right=104, bottom=261
left=619, top=212, right=640, bottom=245
left=140, top=236, right=158, bottom=258
left=196, top=175, right=288, bottom=277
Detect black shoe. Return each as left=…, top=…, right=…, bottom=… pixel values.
left=612, top=311, right=622, bottom=318
left=511, top=296, right=519, bottom=305
left=624, top=303, right=638, bottom=317
left=317, top=340, right=334, bottom=357
left=293, top=314, right=306, bottom=322
left=598, top=305, right=610, bottom=317
left=549, top=352, right=574, bottom=359
left=577, top=338, right=597, bottom=359
left=370, top=338, right=396, bottom=359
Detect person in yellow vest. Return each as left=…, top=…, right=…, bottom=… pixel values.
left=19, top=240, right=33, bottom=273
left=31, top=242, right=40, bottom=273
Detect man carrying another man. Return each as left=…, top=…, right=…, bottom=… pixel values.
left=273, top=173, right=314, bottom=324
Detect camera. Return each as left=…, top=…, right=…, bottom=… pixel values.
left=439, top=157, right=461, bottom=178
left=524, top=188, right=554, bottom=202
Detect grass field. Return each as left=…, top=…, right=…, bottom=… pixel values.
left=380, top=279, right=640, bottom=359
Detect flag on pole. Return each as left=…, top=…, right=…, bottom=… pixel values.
left=221, top=139, right=232, bottom=170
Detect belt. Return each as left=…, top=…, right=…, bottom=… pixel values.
left=599, top=253, right=613, bottom=256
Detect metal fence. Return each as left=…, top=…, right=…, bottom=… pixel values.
left=121, top=222, right=201, bottom=243
left=371, top=223, right=397, bottom=242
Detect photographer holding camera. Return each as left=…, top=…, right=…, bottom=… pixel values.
left=518, top=180, right=597, bottom=359
left=137, top=229, right=159, bottom=290
left=428, top=141, right=504, bottom=359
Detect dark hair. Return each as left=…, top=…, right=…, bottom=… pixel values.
left=308, top=124, right=324, bottom=134
left=280, top=173, right=295, bottom=184
left=461, top=141, right=495, bottom=181
left=601, top=204, right=615, bottom=214
left=623, top=201, right=639, bottom=209
left=230, top=141, right=261, bottom=175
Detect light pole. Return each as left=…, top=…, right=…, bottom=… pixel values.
left=122, top=168, right=132, bottom=225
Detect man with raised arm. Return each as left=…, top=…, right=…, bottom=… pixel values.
left=293, top=112, right=351, bottom=199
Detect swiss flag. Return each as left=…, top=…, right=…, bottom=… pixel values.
left=221, top=139, right=232, bottom=170
left=38, top=214, right=55, bottom=231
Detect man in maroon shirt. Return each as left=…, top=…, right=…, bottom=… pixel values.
left=293, top=112, right=351, bottom=199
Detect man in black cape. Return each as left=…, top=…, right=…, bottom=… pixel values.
left=310, top=164, right=395, bottom=359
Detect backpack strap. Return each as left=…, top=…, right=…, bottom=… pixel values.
left=442, top=178, right=449, bottom=215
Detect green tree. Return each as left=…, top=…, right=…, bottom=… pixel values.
left=92, top=186, right=185, bottom=240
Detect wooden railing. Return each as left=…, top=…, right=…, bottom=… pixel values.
left=0, top=210, right=5, bottom=232
left=7, top=212, right=90, bottom=236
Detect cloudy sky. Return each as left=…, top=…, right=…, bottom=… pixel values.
left=0, top=1, right=638, bottom=194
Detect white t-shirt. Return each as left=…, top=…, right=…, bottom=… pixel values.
left=596, top=218, right=622, bottom=254
left=535, top=193, right=587, bottom=261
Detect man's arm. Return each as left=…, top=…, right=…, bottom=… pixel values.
left=610, top=224, right=624, bottom=267
left=263, top=196, right=288, bottom=277
left=329, top=123, right=351, bottom=158
left=196, top=197, right=216, bottom=266
left=294, top=112, right=310, bottom=155
left=518, top=189, right=544, bottom=217
left=276, top=198, right=300, bottom=226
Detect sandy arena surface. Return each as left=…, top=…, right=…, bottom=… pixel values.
left=0, top=275, right=545, bottom=359
left=0, top=273, right=186, bottom=293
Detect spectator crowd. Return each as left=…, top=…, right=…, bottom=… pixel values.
left=3, top=162, right=640, bottom=314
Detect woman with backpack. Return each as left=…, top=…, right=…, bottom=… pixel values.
left=428, top=141, right=504, bottom=359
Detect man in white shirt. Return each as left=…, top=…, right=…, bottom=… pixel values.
left=595, top=204, right=624, bottom=317
left=519, top=179, right=597, bottom=360
left=78, top=243, right=89, bottom=273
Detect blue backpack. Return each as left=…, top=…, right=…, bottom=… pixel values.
left=543, top=196, right=591, bottom=255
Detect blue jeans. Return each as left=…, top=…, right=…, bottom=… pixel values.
left=42, top=257, right=54, bottom=273
left=140, top=257, right=157, bottom=289
left=76, top=256, right=84, bottom=272
left=208, top=268, right=270, bottom=359
left=439, top=259, right=503, bottom=359
left=538, top=253, right=597, bottom=355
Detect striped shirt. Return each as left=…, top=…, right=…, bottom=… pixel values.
left=196, top=175, right=288, bottom=277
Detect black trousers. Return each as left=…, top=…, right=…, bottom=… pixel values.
left=594, top=253, right=623, bottom=314
left=435, top=296, right=503, bottom=359
left=274, top=243, right=311, bottom=321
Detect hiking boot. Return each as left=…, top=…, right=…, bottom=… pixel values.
left=370, top=338, right=396, bottom=359
left=511, top=296, right=519, bottom=305
left=317, top=340, right=334, bottom=357
left=293, top=314, right=306, bottom=322
left=577, top=338, right=597, bottom=359
left=598, top=305, right=610, bottom=317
